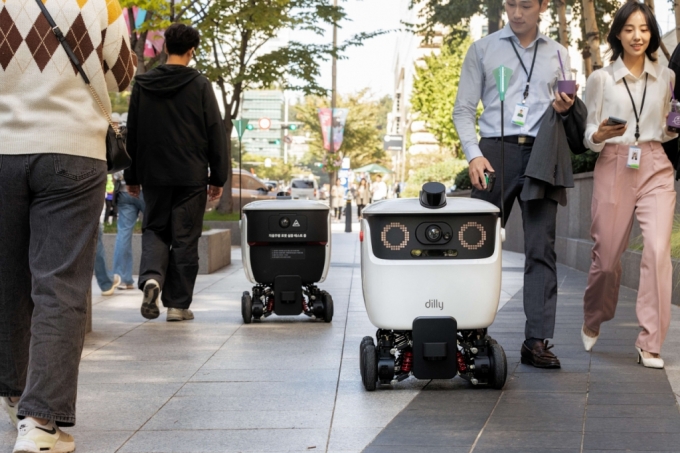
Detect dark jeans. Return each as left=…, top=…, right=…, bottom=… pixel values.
left=473, top=138, right=558, bottom=340
left=139, top=186, right=207, bottom=309
left=357, top=204, right=365, bottom=218
left=0, top=154, right=106, bottom=427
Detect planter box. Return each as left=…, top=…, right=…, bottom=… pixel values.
left=503, top=172, right=680, bottom=305
left=203, top=220, right=240, bottom=246
left=101, top=229, right=231, bottom=275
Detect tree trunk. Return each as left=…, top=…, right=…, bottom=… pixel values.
left=581, top=0, right=602, bottom=76
left=486, top=0, right=504, bottom=35
left=554, top=0, right=569, bottom=46
left=582, top=47, right=592, bottom=79
left=675, top=0, right=680, bottom=46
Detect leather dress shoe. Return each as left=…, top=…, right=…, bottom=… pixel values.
left=521, top=339, right=561, bottom=369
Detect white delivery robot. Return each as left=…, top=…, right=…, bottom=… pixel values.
left=241, top=199, right=333, bottom=323
left=359, top=182, right=507, bottom=390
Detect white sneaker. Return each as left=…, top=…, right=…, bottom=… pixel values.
left=2, top=397, right=18, bottom=427
left=141, top=279, right=161, bottom=319
left=167, top=308, right=194, bottom=322
left=13, top=418, right=74, bottom=453
left=101, top=274, right=122, bottom=296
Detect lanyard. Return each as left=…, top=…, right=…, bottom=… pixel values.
left=509, top=39, right=540, bottom=104
left=622, top=73, right=648, bottom=146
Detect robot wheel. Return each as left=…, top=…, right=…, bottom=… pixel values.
left=241, top=291, right=252, bottom=324
left=358, top=329, right=508, bottom=390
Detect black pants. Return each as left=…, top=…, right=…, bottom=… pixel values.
left=472, top=138, right=558, bottom=340
left=105, top=199, right=117, bottom=223
left=139, top=185, right=207, bottom=309
left=334, top=207, right=342, bottom=219
left=357, top=204, right=365, bottom=218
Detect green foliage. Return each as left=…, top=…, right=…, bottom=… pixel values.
left=571, top=150, right=599, bottom=174
left=109, top=91, right=131, bottom=114
left=402, top=158, right=468, bottom=197
left=240, top=153, right=300, bottom=182
left=295, top=90, right=391, bottom=173
left=408, top=0, right=503, bottom=42
left=411, top=36, right=472, bottom=157
left=103, top=220, right=211, bottom=233
left=203, top=211, right=240, bottom=222
left=454, top=168, right=472, bottom=191
left=565, top=0, right=620, bottom=56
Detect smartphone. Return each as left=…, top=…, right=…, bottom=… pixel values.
left=606, top=116, right=627, bottom=126
left=484, top=171, right=496, bottom=192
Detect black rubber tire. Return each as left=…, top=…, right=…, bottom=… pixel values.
left=241, top=291, right=252, bottom=324
left=489, top=342, right=507, bottom=390
left=360, top=336, right=374, bottom=380
left=322, top=291, right=334, bottom=323
left=362, top=342, right=378, bottom=391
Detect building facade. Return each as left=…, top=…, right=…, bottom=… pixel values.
left=240, top=90, right=285, bottom=158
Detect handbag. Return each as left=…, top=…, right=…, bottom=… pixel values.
left=34, top=0, right=131, bottom=174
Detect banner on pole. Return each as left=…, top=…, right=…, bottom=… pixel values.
left=318, top=108, right=349, bottom=152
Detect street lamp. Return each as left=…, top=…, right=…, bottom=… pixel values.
left=232, top=118, right=250, bottom=219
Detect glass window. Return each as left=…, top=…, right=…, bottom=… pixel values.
left=292, top=179, right=315, bottom=189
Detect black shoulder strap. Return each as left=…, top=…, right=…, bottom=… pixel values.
left=34, top=0, right=90, bottom=84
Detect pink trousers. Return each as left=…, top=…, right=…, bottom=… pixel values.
left=583, top=142, right=676, bottom=354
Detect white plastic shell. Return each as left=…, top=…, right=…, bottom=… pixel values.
left=241, top=199, right=332, bottom=284
left=360, top=197, right=502, bottom=331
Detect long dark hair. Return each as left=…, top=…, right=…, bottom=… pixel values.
left=607, top=2, right=660, bottom=63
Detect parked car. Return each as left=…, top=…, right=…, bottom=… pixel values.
left=233, top=170, right=277, bottom=211
left=290, top=178, right=319, bottom=200
left=263, top=180, right=278, bottom=192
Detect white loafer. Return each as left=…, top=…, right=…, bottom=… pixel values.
left=581, top=324, right=599, bottom=352
left=636, top=347, right=664, bottom=369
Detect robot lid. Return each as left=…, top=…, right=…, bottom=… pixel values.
left=363, top=181, right=499, bottom=216
left=243, top=199, right=329, bottom=211
left=362, top=197, right=499, bottom=216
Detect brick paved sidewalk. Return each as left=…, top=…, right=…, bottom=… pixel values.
left=1, top=223, right=679, bottom=452
left=363, top=266, right=680, bottom=453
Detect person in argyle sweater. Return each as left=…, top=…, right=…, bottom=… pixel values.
left=0, top=1, right=135, bottom=451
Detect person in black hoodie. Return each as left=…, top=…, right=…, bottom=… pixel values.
left=125, top=23, right=229, bottom=322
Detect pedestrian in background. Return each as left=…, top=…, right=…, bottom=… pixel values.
left=371, top=174, right=388, bottom=202
left=356, top=178, right=371, bottom=219
left=331, top=178, right=344, bottom=220
left=453, top=0, right=575, bottom=368
left=0, top=0, right=135, bottom=451
left=580, top=2, right=676, bottom=368
left=95, top=222, right=121, bottom=296
left=126, top=23, right=229, bottom=322
left=104, top=174, right=117, bottom=224
left=112, top=170, right=145, bottom=290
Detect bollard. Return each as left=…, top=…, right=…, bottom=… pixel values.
left=345, top=198, right=352, bottom=233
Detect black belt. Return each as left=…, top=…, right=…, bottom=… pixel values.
left=486, top=135, right=535, bottom=145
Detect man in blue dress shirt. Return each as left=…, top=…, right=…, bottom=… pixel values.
left=453, top=0, right=576, bottom=368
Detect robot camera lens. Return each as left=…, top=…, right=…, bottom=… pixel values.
left=426, top=225, right=442, bottom=242
left=279, top=217, right=291, bottom=228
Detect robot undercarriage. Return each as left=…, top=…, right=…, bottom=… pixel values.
left=359, top=327, right=507, bottom=390
left=242, top=281, right=333, bottom=324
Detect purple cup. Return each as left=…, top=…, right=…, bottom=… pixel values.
left=667, top=111, right=680, bottom=133
left=557, top=80, right=576, bottom=98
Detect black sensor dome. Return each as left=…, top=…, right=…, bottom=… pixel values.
left=419, top=182, right=447, bottom=209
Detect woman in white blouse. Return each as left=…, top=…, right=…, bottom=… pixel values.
left=581, top=2, right=677, bottom=368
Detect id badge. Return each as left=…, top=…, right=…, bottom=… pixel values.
left=512, top=103, right=529, bottom=126
left=627, top=146, right=641, bottom=169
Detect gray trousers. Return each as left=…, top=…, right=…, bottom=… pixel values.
left=0, top=154, right=106, bottom=426
left=472, top=138, right=558, bottom=340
